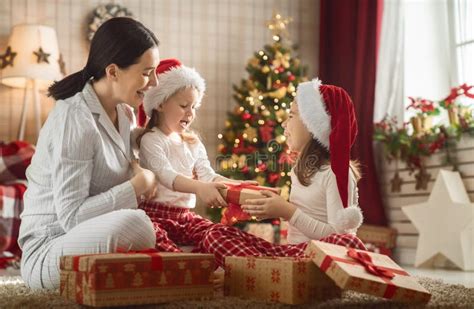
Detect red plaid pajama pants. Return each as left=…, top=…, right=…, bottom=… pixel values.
left=200, top=224, right=367, bottom=268
left=138, top=200, right=215, bottom=252
left=139, top=200, right=366, bottom=268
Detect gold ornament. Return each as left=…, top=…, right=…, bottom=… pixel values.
left=262, top=110, right=271, bottom=117
left=243, top=127, right=257, bottom=141
left=273, top=51, right=290, bottom=69
left=225, top=120, right=232, bottom=128
left=267, top=76, right=273, bottom=90
left=281, top=185, right=290, bottom=200
left=217, top=144, right=226, bottom=153
left=293, top=58, right=300, bottom=67
left=238, top=155, right=247, bottom=168
left=276, top=109, right=288, bottom=122
left=245, top=79, right=256, bottom=90
left=248, top=89, right=263, bottom=108
left=256, top=175, right=266, bottom=185
left=224, top=131, right=235, bottom=143
left=261, top=65, right=270, bottom=73
left=268, top=87, right=287, bottom=100
left=248, top=57, right=260, bottom=68
left=275, top=134, right=286, bottom=144
left=265, top=12, right=293, bottom=40
left=288, top=83, right=296, bottom=93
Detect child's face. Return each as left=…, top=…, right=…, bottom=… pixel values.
left=157, top=87, right=199, bottom=135
left=282, top=100, right=312, bottom=152
left=114, top=47, right=160, bottom=109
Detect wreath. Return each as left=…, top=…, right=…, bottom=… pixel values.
left=88, top=4, right=134, bottom=41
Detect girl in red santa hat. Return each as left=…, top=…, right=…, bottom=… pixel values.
left=199, top=78, right=367, bottom=268
left=134, top=58, right=257, bottom=258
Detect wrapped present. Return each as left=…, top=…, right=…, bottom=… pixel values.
left=357, top=224, right=397, bottom=248
left=219, top=183, right=281, bottom=225
left=305, top=241, right=431, bottom=304
left=246, top=223, right=275, bottom=243
left=224, top=256, right=341, bottom=305
left=60, top=251, right=215, bottom=307
left=279, top=220, right=289, bottom=245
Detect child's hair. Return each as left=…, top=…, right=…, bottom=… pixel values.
left=136, top=86, right=199, bottom=148
left=294, top=138, right=361, bottom=186
left=48, top=17, right=159, bottom=100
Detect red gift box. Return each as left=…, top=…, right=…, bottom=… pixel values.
left=219, top=183, right=281, bottom=225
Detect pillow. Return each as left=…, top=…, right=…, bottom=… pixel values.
left=0, top=141, right=35, bottom=182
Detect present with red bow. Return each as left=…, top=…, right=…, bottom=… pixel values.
left=219, top=183, right=281, bottom=225
left=305, top=241, right=431, bottom=304
left=224, top=256, right=341, bottom=305
left=60, top=250, right=215, bottom=307
left=356, top=224, right=397, bottom=257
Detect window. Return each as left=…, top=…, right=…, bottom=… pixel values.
left=451, top=0, right=474, bottom=85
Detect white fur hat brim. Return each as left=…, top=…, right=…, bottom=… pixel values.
left=143, top=66, right=205, bottom=117
left=296, top=79, right=331, bottom=148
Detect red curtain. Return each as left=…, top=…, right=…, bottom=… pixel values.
left=319, top=0, right=387, bottom=225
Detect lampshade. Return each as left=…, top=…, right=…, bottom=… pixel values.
left=1, top=24, right=63, bottom=90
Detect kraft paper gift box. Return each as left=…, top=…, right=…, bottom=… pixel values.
left=357, top=224, right=397, bottom=256
left=224, top=256, right=341, bottom=305
left=60, top=252, right=215, bottom=307
left=219, top=183, right=281, bottom=225
left=305, top=241, right=431, bottom=304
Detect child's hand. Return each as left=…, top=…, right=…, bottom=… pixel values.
left=241, top=190, right=296, bottom=221
left=196, top=182, right=228, bottom=208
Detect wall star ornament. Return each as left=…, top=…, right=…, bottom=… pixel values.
left=33, top=47, right=50, bottom=64
left=402, top=170, right=474, bottom=270
left=0, top=46, right=17, bottom=69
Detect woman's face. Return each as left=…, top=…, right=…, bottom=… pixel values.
left=114, top=47, right=160, bottom=109
left=282, top=100, right=312, bottom=152
left=157, top=87, right=200, bottom=135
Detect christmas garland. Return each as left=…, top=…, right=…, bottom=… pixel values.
left=87, top=4, right=134, bottom=41
left=374, top=84, right=474, bottom=191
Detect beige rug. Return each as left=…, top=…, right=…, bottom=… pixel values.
left=0, top=276, right=472, bottom=308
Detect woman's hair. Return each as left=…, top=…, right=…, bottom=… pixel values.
left=48, top=17, right=159, bottom=100
left=294, top=138, right=361, bottom=186
left=136, top=87, right=199, bottom=148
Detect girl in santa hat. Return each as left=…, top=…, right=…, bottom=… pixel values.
left=135, top=58, right=255, bottom=258
left=200, top=78, right=367, bottom=268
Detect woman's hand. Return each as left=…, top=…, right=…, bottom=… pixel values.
left=130, top=160, right=158, bottom=199
left=241, top=190, right=296, bottom=221
left=196, top=182, right=228, bottom=208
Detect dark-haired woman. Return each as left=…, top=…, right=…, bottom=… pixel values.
left=18, top=17, right=160, bottom=289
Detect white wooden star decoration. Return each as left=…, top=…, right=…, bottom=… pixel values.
left=402, top=170, right=474, bottom=270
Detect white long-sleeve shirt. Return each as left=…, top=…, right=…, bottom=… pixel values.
left=139, top=128, right=217, bottom=208
left=19, top=83, right=138, bottom=249
left=287, top=165, right=359, bottom=244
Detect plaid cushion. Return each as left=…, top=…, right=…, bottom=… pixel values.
left=0, top=141, right=35, bottom=182
left=0, top=181, right=26, bottom=258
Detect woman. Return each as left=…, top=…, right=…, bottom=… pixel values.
left=18, top=17, right=160, bottom=290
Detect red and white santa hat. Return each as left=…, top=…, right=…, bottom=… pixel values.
left=138, top=58, right=205, bottom=126
left=296, top=78, right=363, bottom=232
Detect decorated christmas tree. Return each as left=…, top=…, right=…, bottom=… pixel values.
left=209, top=13, right=308, bottom=227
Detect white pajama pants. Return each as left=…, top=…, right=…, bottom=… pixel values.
left=20, top=209, right=156, bottom=290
